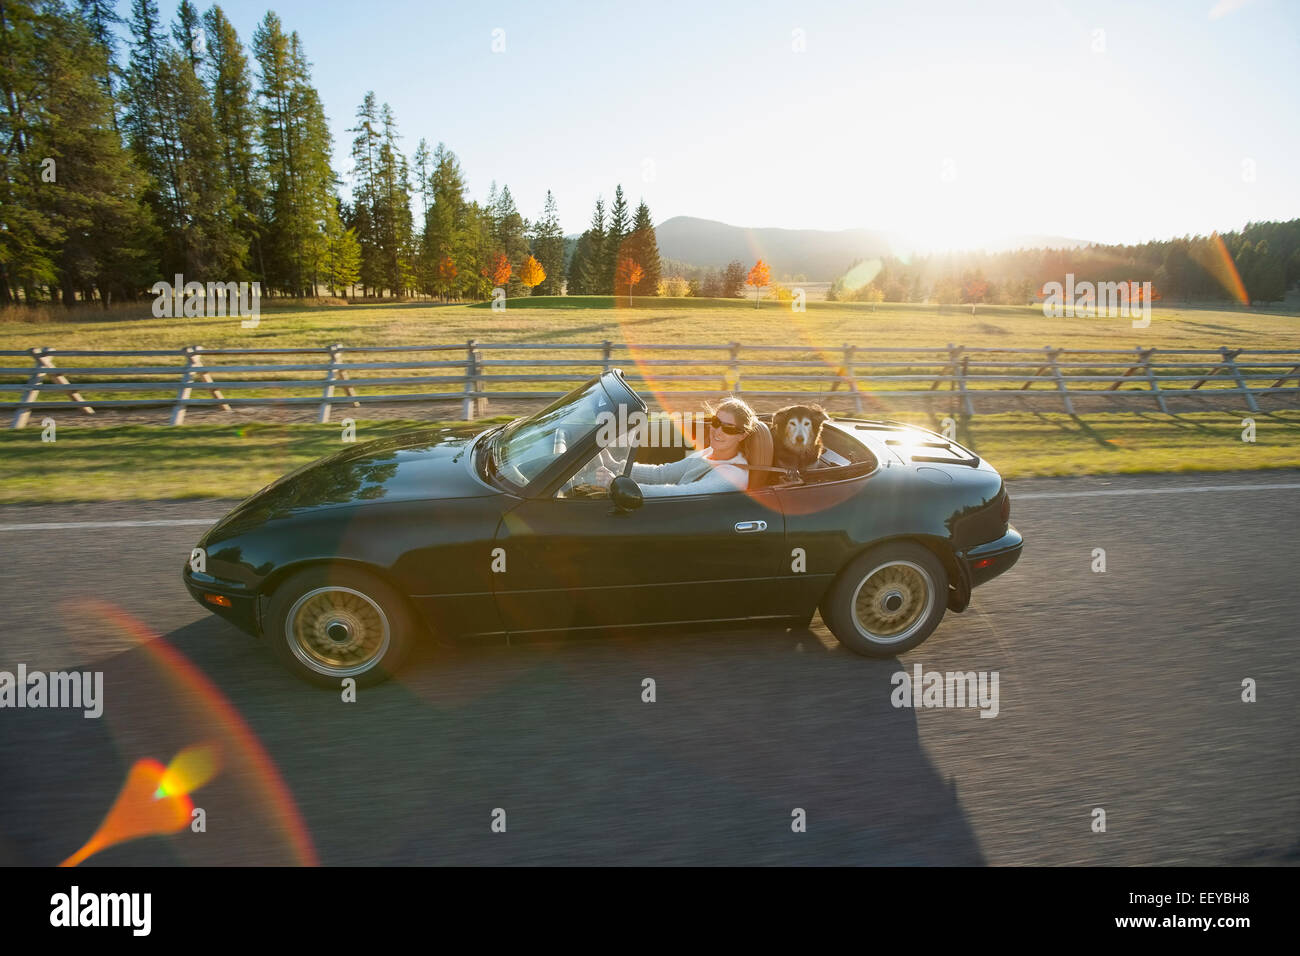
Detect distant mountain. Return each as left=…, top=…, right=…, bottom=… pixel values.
left=654, top=217, right=891, bottom=281
left=651, top=216, right=1090, bottom=281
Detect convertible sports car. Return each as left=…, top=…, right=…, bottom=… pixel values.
left=184, top=369, right=1022, bottom=686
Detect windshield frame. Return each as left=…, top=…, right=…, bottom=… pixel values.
left=477, top=371, right=644, bottom=496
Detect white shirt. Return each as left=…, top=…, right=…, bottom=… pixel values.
left=630, top=447, right=748, bottom=497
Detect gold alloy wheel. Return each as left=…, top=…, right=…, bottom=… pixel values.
left=849, top=560, right=935, bottom=644
left=285, top=586, right=391, bottom=677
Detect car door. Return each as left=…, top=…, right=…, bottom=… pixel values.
left=492, top=488, right=789, bottom=634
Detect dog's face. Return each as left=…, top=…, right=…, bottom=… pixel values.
left=774, top=404, right=828, bottom=454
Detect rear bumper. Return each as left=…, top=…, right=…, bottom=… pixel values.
left=183, top=564, right=261, bottom=637
left=961, top=525, right=1023, bottom=588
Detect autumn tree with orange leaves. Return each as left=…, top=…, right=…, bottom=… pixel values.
left=519, top=255, right=546, bottom=292
left=615, top=257, right=643, bottom=305
left=746, top=259, right=770, bottom=308
left=437, top=256, right=457, bottom=300
left=481, top=252, right=511, bottom=288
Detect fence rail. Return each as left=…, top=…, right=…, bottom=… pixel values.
left=3, top=341, right=1299, bottom=427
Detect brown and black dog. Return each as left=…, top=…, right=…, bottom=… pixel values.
left=772, top=403, right=829, bottom=473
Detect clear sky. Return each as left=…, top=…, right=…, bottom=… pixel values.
left=127, top=0, right=1299, bottom=247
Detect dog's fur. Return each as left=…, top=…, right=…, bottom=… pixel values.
left=771, top=403, right=829, bottom=473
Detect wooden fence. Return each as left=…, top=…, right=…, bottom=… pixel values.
left=3, top=341, right=1299, bottom=427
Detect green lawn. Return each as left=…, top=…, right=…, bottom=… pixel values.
left=2, top=410, right=1296, bottom=504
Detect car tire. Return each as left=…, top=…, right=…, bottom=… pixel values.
left=265, top=565, right=415, bottom=687
left=820, top=542, right=948, bottom=657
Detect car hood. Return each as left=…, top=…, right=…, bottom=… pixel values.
left=211, top=425, right=499, bottom=532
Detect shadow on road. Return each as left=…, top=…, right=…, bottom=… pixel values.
left=0, top=616, right=986, bottom=866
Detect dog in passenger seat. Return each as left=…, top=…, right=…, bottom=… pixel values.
left=772, top=404, right=829, bottom=474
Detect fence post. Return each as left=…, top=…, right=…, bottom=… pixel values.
left=11, top=348, right=45, bottom=429
left=319, top=344, right=341, bottom=424
left=1139, top=347, right=1167, bottom=413
left=948, top=344, right=973, bottom=416
left=170, top=346, right=198, bottom=425
left=727, top=342, right=741, bottom=394
left=842, top=344, right=863, bottom=413
left=1222, top=346, right=1259, bottom=413
left=12, top=348, right=95, bottom=428
left=601, top=340, right=613, bottom=371
left=462, top=339, right=479, bottom=421
left=959, top=351, right=974, bottom=416
left=191, top=346, right=230, bottom=412
left=1047, top=347, right=1074, bottom=415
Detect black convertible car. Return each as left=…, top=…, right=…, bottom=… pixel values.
left=184, top=370, right=1021, bottom=686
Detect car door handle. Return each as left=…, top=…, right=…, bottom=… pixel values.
left=734, top=520, right=768, bottom=533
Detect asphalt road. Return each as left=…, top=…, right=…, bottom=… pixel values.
left=1, top=471, right=1297, bottom=866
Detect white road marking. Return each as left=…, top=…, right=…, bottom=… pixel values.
left=0, top=482, right=1295, bottom=531
left=1014, top=482, right=1300, bottom=500
left=0, top=518, right=219, bottom=532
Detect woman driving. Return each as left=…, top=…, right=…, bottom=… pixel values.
left=597, top=398, right=757, bottom=497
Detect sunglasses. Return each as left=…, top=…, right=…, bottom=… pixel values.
left=708, top=415, right=747, bottom=436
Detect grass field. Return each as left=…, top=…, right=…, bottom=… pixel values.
left=2, top=409, right=1297, bottom=504
left=2, top=296, right=1299, bottom=353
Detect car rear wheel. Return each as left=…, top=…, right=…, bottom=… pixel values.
left=265, top=566, right=415, bottom=687
left=820, top=542, right=948, bottom=657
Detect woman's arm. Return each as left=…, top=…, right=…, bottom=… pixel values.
left=638, top=460, right=747, bottom=497
left=629, top=451, right=700, bottom=485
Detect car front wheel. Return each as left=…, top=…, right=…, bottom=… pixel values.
left=820, top=542, right=948, bottom=657
left=265, top=566, right=415, bottom=687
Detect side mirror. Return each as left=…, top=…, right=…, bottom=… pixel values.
left=608, top=475, right=643, bottom=513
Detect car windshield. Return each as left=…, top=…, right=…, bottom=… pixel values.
left=482, top=378, right=617, bottom=491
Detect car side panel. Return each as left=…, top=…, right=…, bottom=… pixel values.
left=777, top=464, right=1004, bottom=615
left=190, top=497, right=507, bottom=638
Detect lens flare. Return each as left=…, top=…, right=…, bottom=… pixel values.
left=59, top=744, right=220, bottom=867
left=155, top=742, right=221, bottom=798
left=63, top=600, right=319, bottom=865
left=1191, top=233, right=1249, bottom=305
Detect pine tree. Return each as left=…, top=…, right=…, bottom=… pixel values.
left=411, top=138, right=432, bottom=220
left=0, top=0, right=60, bottom=301
left=530, top=190, right=565, bottom=295
left=349, top=91, right=383, bottom=295
left=575, top=197, right=606, bottom=295
left=493, top=185, right=529, bottom=296
left=419, top=142, right=466, bottom=297
left=603, top=185, right=629, bottom=293
left=122, top=0, right=243, bottom=281
left=625, top=199, right=661, bottom=295
left=172, top=0, right=203, bottom=73
left=254, top=15, right=337, bottom=295
left=161, top=47, right=246, bottom=277
left=374, top=103, right=413, bottom=295
left=1, top=1, right=156, bottom=304
left=204, top=5, right=264, bottom=281
left=325, top=221, right=361, bottom=296
left=77, top=0, right=123, bottom=115
left=566, top=232, right=592, bottom=295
